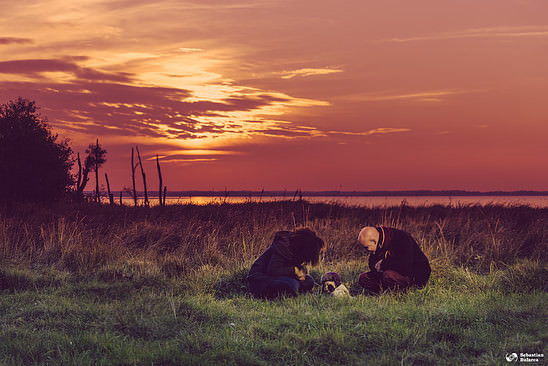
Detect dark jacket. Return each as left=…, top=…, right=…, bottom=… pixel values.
left=368, top=226, right=431, bottom=286
left=247, top=231, right=304, bottom=283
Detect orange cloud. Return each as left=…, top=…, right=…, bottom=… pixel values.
left=327, top=128, right=411, bottom=136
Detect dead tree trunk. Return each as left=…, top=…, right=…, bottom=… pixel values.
left=76, top=153, right=89, bottom=196
left=156, top=155, right=164, bottom=206
left=136, top=146, right=149, bottom=207
left=105, top=172, right=114, bottom=205
left=95, top=139, right=100, bottom=203
left=76, top=152, right=82, bottom=191
left=131, top=147, right=138, bottom=206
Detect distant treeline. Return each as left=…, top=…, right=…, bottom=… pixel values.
left=90, top=190, right=548, bottom=198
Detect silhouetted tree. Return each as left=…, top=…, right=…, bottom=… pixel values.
left=0, top=98, right=74, bottom=203
left=75, top=140, right=107, bottom=200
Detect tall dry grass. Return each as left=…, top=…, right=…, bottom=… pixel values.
left=0, top=201, right=546, bottom=277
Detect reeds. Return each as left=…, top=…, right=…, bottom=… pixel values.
left=0, top=201, right=546, bottom=276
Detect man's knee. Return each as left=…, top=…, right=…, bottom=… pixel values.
left=382, top=270, right=411, bottom=291
left=359, top=271, right=381, bottom=293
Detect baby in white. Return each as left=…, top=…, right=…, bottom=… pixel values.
left=321, top=272, right=351, bottom=298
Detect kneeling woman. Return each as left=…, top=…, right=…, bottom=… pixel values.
left=247, top=228, right=325, bottom=299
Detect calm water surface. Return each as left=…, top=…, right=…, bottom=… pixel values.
left=121, top=195, right=548, bottom=208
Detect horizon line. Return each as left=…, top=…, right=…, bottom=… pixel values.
left=88, top=189, right=548, bottom=197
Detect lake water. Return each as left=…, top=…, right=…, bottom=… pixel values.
left=118, top=195, right=548, bottom=208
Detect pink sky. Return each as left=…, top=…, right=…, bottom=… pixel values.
left=1, top=0, right=547, bottom=191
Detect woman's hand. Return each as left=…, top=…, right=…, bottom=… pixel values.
left=294, top=266, right=307, bottom=281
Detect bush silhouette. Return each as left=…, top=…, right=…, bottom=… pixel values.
left=0, top=97, right=74, bottom=203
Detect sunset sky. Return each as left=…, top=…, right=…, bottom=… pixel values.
left=1, top=0, right=547, bottom=192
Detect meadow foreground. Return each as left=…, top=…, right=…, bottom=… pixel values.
left=1, top=201, right=546, bottom=365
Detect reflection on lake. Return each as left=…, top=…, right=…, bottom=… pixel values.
left=119, top=195, right=548, bottom=208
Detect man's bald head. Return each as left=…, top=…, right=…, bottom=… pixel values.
left=357, top=226, right=379, bottom=252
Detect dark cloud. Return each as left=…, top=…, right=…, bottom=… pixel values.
left=185, top=95, right=285, bottom=114
left=0, top=59, right=77, bottom=73
left=0, top=58, right=133, bottom=83
left=0, top=37, right=33, bottom=45
left=75, top=68, right=133, bottom=83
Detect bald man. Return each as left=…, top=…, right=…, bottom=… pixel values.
left=357, top=226, right=431, bottom=294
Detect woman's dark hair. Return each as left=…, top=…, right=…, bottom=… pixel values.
left=289, top=228, right=325, bottom=266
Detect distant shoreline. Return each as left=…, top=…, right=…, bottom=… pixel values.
left=102, top=190, right=548, bottom=197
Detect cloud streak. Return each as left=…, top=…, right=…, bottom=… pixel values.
left=0, top=58, right=133, bottom=83
left=327, top=128, right=411, bottom=137
left=378, top=25, right=548, bottom=43
left=340, top=90, right=481, bottom=103
left=280, top=67, right=343, bottom=79
left=0, top=37, right=33, bottom=45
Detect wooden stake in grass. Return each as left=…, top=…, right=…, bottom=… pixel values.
left=136, top=146, right=149, bottom=207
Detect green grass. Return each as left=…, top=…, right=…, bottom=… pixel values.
left=0, top=201, right=547, bottom=365
left=0, top=261, right=546, bottom=365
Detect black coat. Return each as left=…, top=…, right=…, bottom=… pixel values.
left=368, top=226, right=431, bottom=286
left=247, top=231, right=304, bottom=283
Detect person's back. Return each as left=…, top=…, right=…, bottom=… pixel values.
left=247, top=245, right=275, bottom=283
left=247, top=231, right=294, bottom=283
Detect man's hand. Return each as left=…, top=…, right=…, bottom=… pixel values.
left=374, top=259, right=383, bottom=272
left=294, top=266, right=306, bottom=281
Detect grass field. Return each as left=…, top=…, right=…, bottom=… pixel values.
left=1, top=201, right=547, bottom=365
